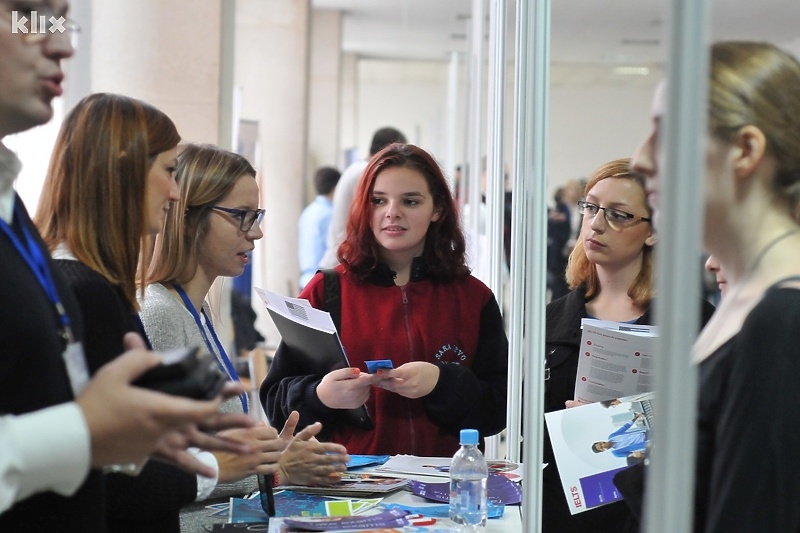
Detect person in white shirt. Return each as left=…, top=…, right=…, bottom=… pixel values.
left=0, top=0, right=253, bottom=526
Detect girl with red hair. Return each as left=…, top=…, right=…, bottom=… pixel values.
left=262, top=143, right=508, bottom=456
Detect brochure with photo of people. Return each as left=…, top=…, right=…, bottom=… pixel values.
left=544, top=392, right=654, bottom=515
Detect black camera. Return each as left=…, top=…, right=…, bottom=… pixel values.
left=134, top=346, right=228, bottom=400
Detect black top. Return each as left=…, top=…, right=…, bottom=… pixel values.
left=695, top=285, right=800, bottom=532
left=0, top=198, right=105, bottom=531
left=542, top=285, right=716, bottom=533
left=53, top=260, right=197, bottom=533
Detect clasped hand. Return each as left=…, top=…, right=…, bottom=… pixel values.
left=214, top=410, right=349, bottom=485
left=317, top=363, right=440, bottom=408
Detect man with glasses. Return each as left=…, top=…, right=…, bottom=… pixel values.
left=0, top=1, right=254, bottom=528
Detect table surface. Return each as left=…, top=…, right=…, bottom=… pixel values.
left=382, top=486, right=523, bottom=532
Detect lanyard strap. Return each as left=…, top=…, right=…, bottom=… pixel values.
left=173, top=282, right=248, bottom=413
left=0, top=202, right=74, bottom=343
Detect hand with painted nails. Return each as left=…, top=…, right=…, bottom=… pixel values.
left=316, top=367, right=376, bottom=409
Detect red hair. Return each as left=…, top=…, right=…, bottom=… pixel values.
left=338, top=143, right=469, bottom=282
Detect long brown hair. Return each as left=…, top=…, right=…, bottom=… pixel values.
left=565, top=158, right=655, bottom=307
left=147, top=143, right=256, bottom=285
left=35, top=93, right=180, bottom=310
left=338, top=143, right=469, bottom=282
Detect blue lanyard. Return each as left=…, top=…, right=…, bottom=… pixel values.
left=0, top=202, right=74, bottom=343
left=172, top=282, right=248, bottom=413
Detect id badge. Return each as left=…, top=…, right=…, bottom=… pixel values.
left=62, top=341, right=90, bottom=396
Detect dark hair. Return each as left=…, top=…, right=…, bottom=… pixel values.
left=338, top=143, right=469, bottom=282
left=553, top=187, right=565, bottom=204
left=35, top=93, right=180, bottom=310
left=314, top=166, right=341, bottom=196
left=369, top=127, right=407, bottom=156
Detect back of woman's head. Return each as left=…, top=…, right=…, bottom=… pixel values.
left=148, top=143, right=256, bottom=285
left=709, top=41, right=800, bottom=215
left=566, top=158, right=654, bottom=306
left=338, top=142, right=469, bottom=281
left=35, top=92, right=180, bottom=309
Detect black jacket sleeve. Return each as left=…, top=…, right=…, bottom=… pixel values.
left=422, top=294, right=509, bottom=437
left=260, top=340, right=340, bottom=435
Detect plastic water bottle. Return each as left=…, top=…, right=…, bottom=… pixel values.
left=449, top=428, right=488, bottom=530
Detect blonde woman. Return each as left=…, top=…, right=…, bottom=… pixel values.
left=141, top=143, right=349, bottom=532
left=632, top=41, right=800, bottom=532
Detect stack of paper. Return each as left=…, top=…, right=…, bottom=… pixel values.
left=253, top=288, right=372, bottom=429
left=574, top=319, right=657, bottom=403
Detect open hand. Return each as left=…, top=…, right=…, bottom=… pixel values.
left=279, top=421, right=349, bottom=486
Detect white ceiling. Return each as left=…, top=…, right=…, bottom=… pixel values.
left=312, top=0, right=800, bottom=67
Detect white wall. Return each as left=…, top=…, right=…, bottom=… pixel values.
left=356, top=59, right=453, bottom=164
left=549, top=73, right=660, bottom=195
left=354, top=58, right=661, bottom=202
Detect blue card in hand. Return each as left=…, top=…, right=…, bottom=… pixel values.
left=365, top=359, right=394, bottom=373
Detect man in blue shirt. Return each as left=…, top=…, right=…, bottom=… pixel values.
left=592, top=412, right=648, bottom=458
left=298, top=166, right=341, bottom=289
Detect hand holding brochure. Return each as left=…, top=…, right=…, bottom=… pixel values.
left=544, top=392, right=654, bottom=514
left=254, top=287, right=372, bottom=429
left=574, top=319, right=657, bottom=403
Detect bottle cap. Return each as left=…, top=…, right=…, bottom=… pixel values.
left=459, top=428, right=479, bottom=445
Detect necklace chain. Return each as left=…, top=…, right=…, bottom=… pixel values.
left=744, top=229, right=799, bottom=280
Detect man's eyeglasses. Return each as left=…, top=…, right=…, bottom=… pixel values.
left=2, top=1, right=80, bottom=45
left=209, top=205, right=265, bottom=232
left=577, top=200, right=651, bottom=230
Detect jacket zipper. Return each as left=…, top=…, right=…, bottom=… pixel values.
left=400, top=284, right=415, bottom=449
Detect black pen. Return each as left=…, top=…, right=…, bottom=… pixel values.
left=257, top=473, right=276, bottom=517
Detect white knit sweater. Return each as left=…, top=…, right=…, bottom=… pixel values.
left=138, top=282, right=256, bottom=532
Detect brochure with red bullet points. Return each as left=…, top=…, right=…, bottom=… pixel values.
left=574, top=319, right=657, bottom=403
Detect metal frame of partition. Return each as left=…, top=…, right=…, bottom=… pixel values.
left=643, top=2, right=709, bottom=532
left=517, top=1, right=550, bottom=531
left=465, top=0, right=709, bottom=530
left=485, top=0, right=508, bottom=312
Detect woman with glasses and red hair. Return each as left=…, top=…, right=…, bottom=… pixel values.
left=541, top=158, right=715, bottom=532
left=261, top=142, right=508, bottom=457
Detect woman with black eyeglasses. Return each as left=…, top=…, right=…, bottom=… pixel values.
left=540, top=158, right=716, bottom=533
left=141, top=142, right=349, bottom=532
left=34, top=94, right=247, bottom=533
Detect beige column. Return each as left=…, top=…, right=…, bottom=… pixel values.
left=88, top=0, right=232, bottom=351
left=338, top=52, right=358, bottom=168
left=306, top=9, right=342, bottom=200
left=90, top=0, right=222, bottom=144
left=235, top=0, right=311, bottom=342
